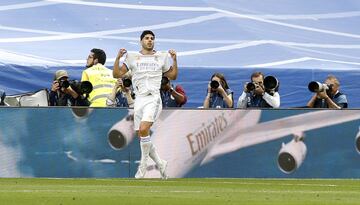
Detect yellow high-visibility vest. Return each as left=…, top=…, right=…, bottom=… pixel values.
left=81, top=64, right=116, bottom=107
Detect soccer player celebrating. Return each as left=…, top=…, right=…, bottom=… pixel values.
left=113, top=30, right=178, bottom=179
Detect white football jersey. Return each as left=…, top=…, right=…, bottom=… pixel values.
left=124, top=51, right=171, bottom=96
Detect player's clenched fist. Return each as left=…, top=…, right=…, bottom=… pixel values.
left=116, top=48, right=127, bottom=60
left=168, top=49, right=177, bottom=61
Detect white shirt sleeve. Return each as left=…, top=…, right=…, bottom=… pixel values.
left=263, top=92, right=280, bottom=108
left=237, top=91, right=248, bottom=108
left=162, top=53, right=171, bottom=73
left=123, top=53, right=131, bottom=71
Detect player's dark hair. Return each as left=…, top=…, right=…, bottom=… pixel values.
left=140, top=30, right=155, bottom=40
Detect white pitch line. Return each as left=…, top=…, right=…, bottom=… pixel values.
left=2, top=23, right=360, bottom=49
left=248, top=11, right=360, bottom=20
left=281, top=45, right=360, bottom=61
left=0, top=48, right=76, bottom=66
left=244, top=57, right=315, bottom=68
left=2, top=24, right=360, bottom=48
left=0, top=1, right=60, bottom=11
left=0, top=189, right=358, bottom=194
left=46, top=0, right=217, bottom=12
left=214, top=8, right=360, bottom=39
left=46, top=0, right=360, bottom=40
left=174, top=40, right=360, bottom=57
left=88, top=179, right=345, bottom=188
left=0, top=13, right=225, bottom=43
left=1, top=2, right=359, bottom=44
left=244, top=57, right=360, bottom=68
left=0, top=23, right=242, bottom=44
left=46, top=0, right=360, bottom=20
left=2, top=38, right=359, bottom=66
left=0, top=25, right=69, bottom=35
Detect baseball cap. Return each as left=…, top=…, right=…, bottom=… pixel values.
left=54, top=70, right=69, bottom=80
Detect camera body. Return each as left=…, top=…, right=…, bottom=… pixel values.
left=308, top=81, right=333, bottom=93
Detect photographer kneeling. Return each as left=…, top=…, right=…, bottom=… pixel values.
left=237, top=72, right=280, bottom=108
left=49, top=70, right=91, bottom=106
left=203, top=73, right=233, bottom=108
left=306, top=75, right=347, bottom=109
left=160, top=76, right=187, bottom=107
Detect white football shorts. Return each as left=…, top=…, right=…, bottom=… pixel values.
left=133, top=94, right=162, bottom=131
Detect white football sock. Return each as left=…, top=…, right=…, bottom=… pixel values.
left=149, top=144, right=162, bottom=166
left=139, top=135, right=152, bottom=167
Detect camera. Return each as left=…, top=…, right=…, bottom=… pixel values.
left=210, top=80, right=220, bottom=89
left=58, top=79, right=93, bottom=95
left=161, top=76, right=170, bottom=86
left=264, top=76, right=279, bottom=92
left=123, top=78, right=132, bottom=87
left=246, top=82, right=256, bottom=91
left=308, top=81, right=333, bottom=93
left=58, top=78, right=70, bottom=88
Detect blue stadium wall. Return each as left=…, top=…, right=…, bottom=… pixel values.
left=0, top=107, right=359, bottom=178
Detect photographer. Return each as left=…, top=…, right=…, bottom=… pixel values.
left=160, top=76, right=187, bottom=107
left=306, top=75, right=347, bottom=109
left=237, top=72, right=280, bottom=108
left=49, top=70, right=90, bottom=106
left=106, top=78, right=135, bottom=108
left=203, top=73, right=233, bottom=108
left=0, top=89, right=5, bottom=106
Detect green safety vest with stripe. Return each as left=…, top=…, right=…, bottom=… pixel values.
left=81, top=64, right=116, bottom=107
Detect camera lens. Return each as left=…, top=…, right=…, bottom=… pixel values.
left=210, top=80, right=219, bottom=89
left=308, top=81, right=322, bottom=92
left=123, top=78, right=132, bottom=87
left=246, top=82, right=255, bottom=91
left=59, top=80, right=70, bottom=88
left=264, top=76, right=278, bottom=90
left=80, top=81, right=93, bottom=94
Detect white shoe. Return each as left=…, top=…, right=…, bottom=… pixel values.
left=159, top=160, right=168, bottom=180
left=135, top=164, right=146, bottom=179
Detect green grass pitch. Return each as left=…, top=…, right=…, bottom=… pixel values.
left=0, top=178, right=359, bottom=205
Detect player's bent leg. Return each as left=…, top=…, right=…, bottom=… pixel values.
left=149, top=144, right=168, bottom=179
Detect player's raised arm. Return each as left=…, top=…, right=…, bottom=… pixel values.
left=113, top=48, right=128, bottom=78
left=164, top=49, right=178, bottom=80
